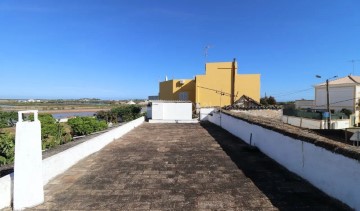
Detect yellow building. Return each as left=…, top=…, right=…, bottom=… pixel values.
left=159, top=60, right=260, bottom=107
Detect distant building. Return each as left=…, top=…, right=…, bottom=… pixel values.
left=126, top=100, right=136, bottom=105
left=159, top=61, right=260, bottom=107
left=27, top=99, right=40, bottom=103
left=314, top=75, right=360, bottom=125
left=148, top=96, right=159, bottom=100
left=295, top=100, right=314, bottom=109
left=234, top=95, right=261, bottom=108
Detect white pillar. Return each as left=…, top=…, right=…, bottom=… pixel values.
left=13, top=110, right=44, bottom=210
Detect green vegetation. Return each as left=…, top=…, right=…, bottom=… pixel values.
left=68, top=117, right=107, bottom=136
left=0, top=105, right=144, bottom=167
left=0, top=111, right=17, bottom=128
left=96, top=105, right=142, bottom=123
left=340, top=108, right=352, bottom=118
left=260, top=96, right=277, bottom=106
left=0, top=131, right=15, bottom=165
left=29, top=114, right=72, bottom=149
left=96, top=110, right=118, bottom=123
left=0, top=111, right=111, bottom=166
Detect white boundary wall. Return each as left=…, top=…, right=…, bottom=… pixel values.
left=282, top=115, right=349, bottom=129
left=0, top=116, right=144, bottom=210
left=208, top=112, right=360, bottom=210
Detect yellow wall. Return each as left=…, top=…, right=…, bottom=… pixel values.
left=159, top=61, right=260, bottom=107
left=159, top=79, right=195, bottom=102
left=196, top=62, right=234, bottom=107
left=235, top=74, right=260, bottom=103
left=159, top=80, right=174, bottom=100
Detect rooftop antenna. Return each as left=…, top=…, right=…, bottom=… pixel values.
left=349, top=59, right=360, bottom=75
left=204, top=45, right=213, bottom=63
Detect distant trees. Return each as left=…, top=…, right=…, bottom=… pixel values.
left=96, top=105, right=142, bottom=123
left=260, top=96, right=277, bottom=106
left=340, top=108, right=352, bottom=117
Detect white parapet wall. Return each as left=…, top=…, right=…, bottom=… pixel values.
left=0, top=174, right=12, bottom=210
left=199, top=108, right=215, bottom=121
left=0, top=116, right=145, bottom=210
left=208, top=112, right=360, bottom=210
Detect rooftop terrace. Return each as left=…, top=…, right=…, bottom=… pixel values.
left=25, top=122, right=349, bottom=210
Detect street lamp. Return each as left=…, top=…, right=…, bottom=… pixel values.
left=316, top=75, right=338, bottom=129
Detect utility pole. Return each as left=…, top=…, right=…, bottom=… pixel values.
left=326, top=79, right=330, bottom=130
left=231, top=58, right=236, bottom=105
left=316, top=75, right=337, bottom=129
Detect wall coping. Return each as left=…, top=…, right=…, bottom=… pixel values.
left=222, top=110, right=360, bottom=160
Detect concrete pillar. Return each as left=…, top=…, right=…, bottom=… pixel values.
left=13, top=110, right=44, bottom=210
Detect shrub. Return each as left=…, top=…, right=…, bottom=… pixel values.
left=29, top=114, right=72, bottom=150
left=68, top=117, right=107, bottom=136
left=0, top=111, right=17, bottom=128
left=340, top=108, right=352, bottom=118
left=0, top=131, right=15, bottom=165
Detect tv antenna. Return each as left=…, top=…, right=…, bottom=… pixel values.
left=204, top=45, right=213, bottom=63
left=349, top=59, right=360, bottom=75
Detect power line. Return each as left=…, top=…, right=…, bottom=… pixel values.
left=272, top=87, right=313, bottom=98
left=197, top=86, right=234, bottom=97
left=314, top=97, right=358, bottom=108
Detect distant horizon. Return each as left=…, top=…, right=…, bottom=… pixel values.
left=0, top=96, right=310, bottom=103
left=0, top=97, right=148, bottom=101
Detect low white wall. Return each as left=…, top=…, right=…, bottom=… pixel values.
left=0, top=116, right=144, bottom=210
left=333, top=120, right=350, bottom=129
left=283, top=115, right=349, bottom=129
left=287, top=116, right=302, bottom=126
left=300, top=118, right=322, bottom=129
left=199, top=108, right=215, bottom=121
left=208, top=112, right=360, bottom=210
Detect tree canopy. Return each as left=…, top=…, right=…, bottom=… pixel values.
left=260, top=96, right=277, bottom=106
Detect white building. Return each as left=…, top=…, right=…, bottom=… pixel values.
left=126, top=100, right=136, bottom=105
left=147, top=101, right=196, bottom=123
left=314, top=75, right=360, bottom=125
left=294, top=100, right=314, bottom=109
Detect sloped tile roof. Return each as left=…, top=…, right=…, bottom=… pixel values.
left=316, top=75, right=360, bottom=86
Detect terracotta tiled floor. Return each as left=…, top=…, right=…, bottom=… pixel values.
left=29, top=123, right=351, bottom=210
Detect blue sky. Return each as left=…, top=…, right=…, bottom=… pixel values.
left=0, top=0, right=359, bottom=101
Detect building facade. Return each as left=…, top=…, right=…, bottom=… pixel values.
left=159, top=61, right=260, bottom=107
left=314, top=75, right=360, bottom=125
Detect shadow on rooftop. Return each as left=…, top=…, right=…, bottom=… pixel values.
left=200, top=122, right=352, bottom=211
